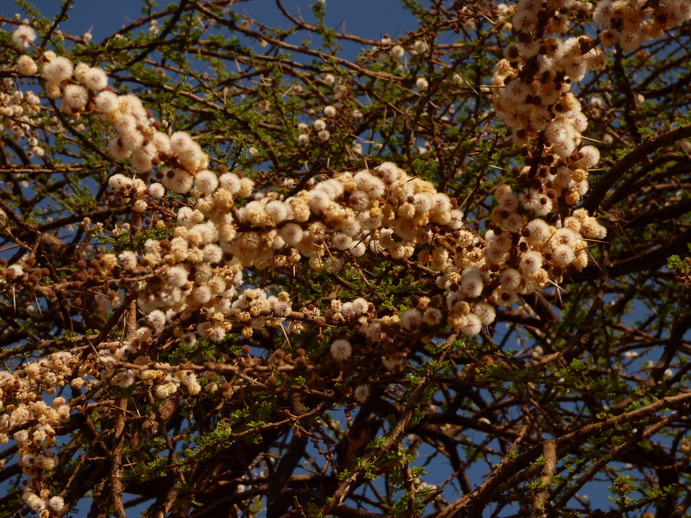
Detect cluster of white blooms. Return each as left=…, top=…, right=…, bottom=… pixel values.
left=0, top=352, right=76, bottom=512
left=494, top=0, right=607, bottom=153
left=483, top=2, right=612, bottom=328
left=376, top=35, right=429, bottom=63
left=296, top=99, right=361, bottom=146
left=594, top=0, right=691, bottom=51
left=108, top=173, right=158, bottom=214
left=17, top=46, right=212, bottom=188
left=125, top=161, right=446, bottom=342
left=1, top=72, right=42, bottom=153
left=496, top=0, right=690, bottom=154
left=6, top=16, right=614, bottom=374
left=153, top=370, right=203, bottom=399
left=114, top=149, right=596, bottom=353
left=4, top=31, right=610, bottom=362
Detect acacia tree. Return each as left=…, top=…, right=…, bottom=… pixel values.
left=0, top=0, right=690, bottom=516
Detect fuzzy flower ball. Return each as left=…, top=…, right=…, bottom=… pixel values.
left=118, top=250, right=138, bottom=270
left=313, top=119, right=327, bottom=131
left=389, top=44, right=405, bottom=59
left=149, top=182, right=165, bottom=198
left=195, top=170, right=219, bottom=195
left=147, top=310, right=166, bottom=331
left=167, top=266, right=189, bottom=287
left=43, top=56, right=74, bottom=83
left=330, top=339, right=352, bottom=361
left=82, top=67, right=109, bottom=91
left=12, top=25, right=36, bottom=49
left=16, top=55, right=38, bottom=75
left=63, top=84, right=89, bottom=110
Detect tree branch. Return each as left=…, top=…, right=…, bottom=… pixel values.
left=583, top=125, right=691, bottom=213
left=437, top=390, right=691, bottom=517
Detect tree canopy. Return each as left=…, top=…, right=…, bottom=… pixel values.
left=0, top=0, right=690, bottom=516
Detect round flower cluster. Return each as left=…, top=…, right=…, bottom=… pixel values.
left=17, top=54, right=38, bottom=76
left=594, top=0, right=691, bottom=51
left=330, top=339, right=352, bottom=361
left=11, top=24, right=37, bottom=50
left=154, top=370, right=202, bottom=399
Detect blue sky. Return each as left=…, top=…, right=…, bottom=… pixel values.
left=14, top=0, right=418, bottom=45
